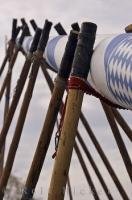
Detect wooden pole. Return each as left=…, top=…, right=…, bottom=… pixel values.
left=41, top=49, right=129, bottom=200
left=0, top=28, right=42, bottom=154
left=30, top=19, right=37, bottom=31
left=54, top=23, right=67, bottom=35
left=48, top=22, right=97, bottom=200
left=21, top=18, right=31, bottom=36
left=21, top=30, right=78, bottom=200
left=0, top=20, right=52, bottom=200
left=0, top=19, right=21, bottom=177
left=76, top=132, right=114, bottom=200
left=79, top=112, right=129, bottom=200
left=67, top=176, right=73, bottom=200
left=101, top=102, right=132, bottom=183
left=74, top=141, right=100, bottom=200
left=56, top=23, right=105, bottom=200
left=111, top=108, right=132, bottom=141
left=0, top=26, right=27, bottom=102
left=0, top=76, right=11, bottom=177
left=0, top=41, right=13, bottom=178
left=71, top=22, right=80, bottom=32
left=0, top=19, right=20, bottom=77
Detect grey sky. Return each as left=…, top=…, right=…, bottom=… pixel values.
left=0, top=0, right=132, bottom=199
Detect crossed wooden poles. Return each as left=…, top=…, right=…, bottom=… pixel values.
left=0, top=19, right=131, bottom=200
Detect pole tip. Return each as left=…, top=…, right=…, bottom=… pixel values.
left=81, top=22, right=97, bottom=34
left=125, top=24, right=132, bottom=33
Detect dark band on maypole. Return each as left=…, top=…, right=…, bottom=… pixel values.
left=11, top=18, right=21, bottom=42
left=21, top=18, right=31, bottom=36
left=125, top=24, right=132, bottom=33
left=71, top=22, right=97, bottom=78
left=30, top=19, right=38, bottom=31
left=0, top=18, right=20, bottom=76
left=11, top=18, right=17, bottom=41
left=30, top=28, right=42, bottom=53
left=58, top=30, right=78, bottom=79
left=54, top=22, right=67, bottom=35
left=71, top=22, right=80, bottom=32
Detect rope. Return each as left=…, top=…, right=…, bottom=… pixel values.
left=52, top=75, right=125, bottom=158
left=52, top=94, right=68, bottom=159
left=68, top=76, right=124, bottom=110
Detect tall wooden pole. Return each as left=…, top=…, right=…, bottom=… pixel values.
left=48, top=22, right=97, bottom=200
left=21, top=30, right=78, bottom=200
left=0, top=19, right=18, bottom=177
left=0, top=20, right=21, bottom=177
left=0, top=20, right=52, bottom=200
left=55, top=22, right=101, bottom=200
left=111, top=108, right=132, bottom=141
left=30, top=19, right=38, bottom=31
left=0, top=19, right=20, bottom=77
left=74, top=142, right=100, bottom=200
left=21, top=18, right=31, bottom=36
left=0, top=26, right=27, bottom=102
left=80, top=112, right=129, bottom=200
left=101, top=102, right=132, bottom=182
left=54, top=23, right=67, bottom=35
left=76, top=132, right=114, bottom=200
left=0, top=28, right=41, bottom=153
left=67, top=176, right=73, bottom=200
left=0, top=27, right=41, bottom=178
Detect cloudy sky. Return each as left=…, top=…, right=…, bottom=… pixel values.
left=0, top=0, right=132, bottom=199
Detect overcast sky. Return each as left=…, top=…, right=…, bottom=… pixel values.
left=0, top=0, right=132, bottom=199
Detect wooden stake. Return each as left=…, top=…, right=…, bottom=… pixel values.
left=48, top=22, right=97, bottom=200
